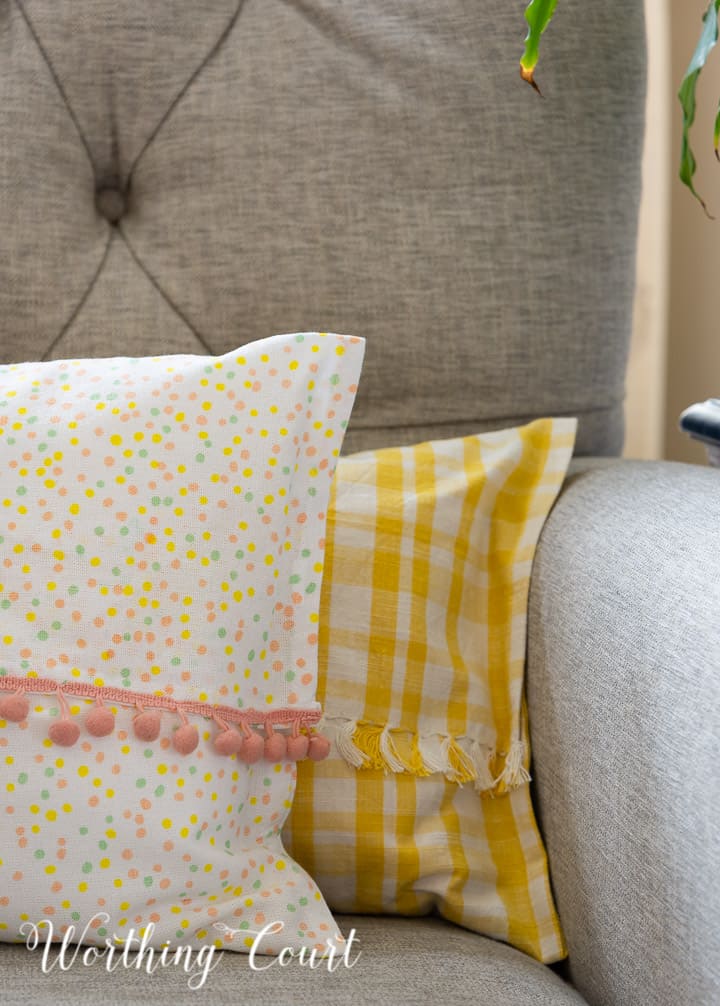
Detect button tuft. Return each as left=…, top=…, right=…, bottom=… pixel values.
left=95, top=187, right=127, bottom=224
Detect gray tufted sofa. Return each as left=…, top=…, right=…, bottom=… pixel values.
left=2, top=2, right=719, bottom=1004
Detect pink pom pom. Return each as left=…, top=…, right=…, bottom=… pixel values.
left=85, top=706, right=115, bottom=737
left=214, top=729, right=244, bottom=756
left=173, top=723, right=199, bottom=755
left=286, top=733, right=309, bottom=761
left=240, top=731, right=264, bottom=764
left=48, top=720, right=80, bottom=747
left=264, top=730, right=287, bottom=762
left=133, top=710, right=161, bottom=742
left=0, top=694, right=29, bottom=723
left=307, top=734, right=331, bottom=761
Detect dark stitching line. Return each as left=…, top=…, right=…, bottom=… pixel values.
left=41, top=231, right=114, bottom=362
left=125, top=0, right=247, bottom=186
left=118, top=226, right=214, bottom=356
left=14, top=0, right=97, bottom=177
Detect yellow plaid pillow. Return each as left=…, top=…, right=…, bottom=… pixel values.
left=283, top=418, right=576, bottom=963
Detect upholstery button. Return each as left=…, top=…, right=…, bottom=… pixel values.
left=95, top=187, right=127, bottom=223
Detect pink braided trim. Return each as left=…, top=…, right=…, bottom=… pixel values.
left=0, top=674, right=320, bottom=728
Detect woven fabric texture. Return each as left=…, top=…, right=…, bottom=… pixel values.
left=0, top=0, right=645, bottom=455
left=0, top=914, right=588, bottom=1006
left=528, top=460, right=720, bottom=1006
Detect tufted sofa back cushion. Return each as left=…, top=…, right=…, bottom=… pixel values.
left=0, top=0, right=645, bottom=455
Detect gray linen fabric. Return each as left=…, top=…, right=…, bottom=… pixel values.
left=0, top=0, right=645, bottom=455
left=0, top=915, right=587, bottom=1006
left=528, top=460, right=720, bottom=1006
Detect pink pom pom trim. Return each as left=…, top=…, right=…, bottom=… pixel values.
left=213, top=725, right=244, bottom=756
left=0, top=690, right=29, bottom=723
left=240, top=722, right=264, bottom=764
left=264, top=722, right=287, bottom=761
left=308, top=733, right=331, bottom=761
left=172, top=712, right=199, bottom=755
left=48, top=689, right=80, bottom=747
left=133, top=707, right=162, bottom=742
left=48, top=719, right=81, bottom=747
left=0, top=675, right=328, bottom=763
left=85, top=701, right=115, bottom=738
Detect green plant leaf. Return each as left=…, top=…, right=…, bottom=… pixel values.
left=520, top=0, right=559, bottom=94
left=679, top=0, right=720, bottom=216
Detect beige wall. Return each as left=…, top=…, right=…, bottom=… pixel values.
left=625, top=0, right=670, bottom=460
left=666, top=0, right=720, bottom=463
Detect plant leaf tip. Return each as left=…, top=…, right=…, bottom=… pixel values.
left=520, top=65, right=544, bottom=97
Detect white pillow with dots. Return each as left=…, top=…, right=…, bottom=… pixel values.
left=0, top=332, right=364, bottom=956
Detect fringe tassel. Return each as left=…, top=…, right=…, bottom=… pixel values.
left=324, top=717, right=528, bottom=794
left=326, top=717, right=366, bottom=769
left=379, top=725, right=407, bottom=774
left=417, top=733, right=448, bottom=775
left=494, top=740, right=531, bottom=793
left=353, top=722, right=386, bottom=770
left=469, top=739, right=496, bottom=793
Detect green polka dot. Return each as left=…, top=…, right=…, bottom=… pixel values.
left=81, top=862, right=93, bottom=874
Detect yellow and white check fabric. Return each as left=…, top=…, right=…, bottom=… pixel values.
left=283, top=418, right=576, bottom=963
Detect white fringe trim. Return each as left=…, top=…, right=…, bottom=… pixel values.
left=329, top=716, right=366, bottom=768
left=320, top=716, right=530, bottom=795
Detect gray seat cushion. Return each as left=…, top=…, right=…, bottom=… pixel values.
left=0, top=915, right=586, bottom=1005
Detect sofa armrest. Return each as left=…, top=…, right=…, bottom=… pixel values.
left=527, top=459, right=720, bottom=1006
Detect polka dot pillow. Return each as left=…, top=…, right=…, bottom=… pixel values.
left=0, top=332, right=364, bottom=956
